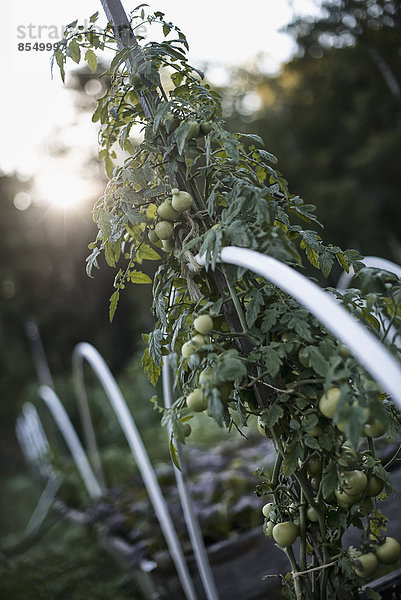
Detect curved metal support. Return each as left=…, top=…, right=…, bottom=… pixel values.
left=38, top=385, right=102, bottom=499
left=16, top=402, right=53, bottom=478
left=72, top=342, right=197, bottom=600
left=337, top=256, right=401, bottom=291
left=162, top=357, right=220, bottom=600
left=194, top=246, right=401, bottom=409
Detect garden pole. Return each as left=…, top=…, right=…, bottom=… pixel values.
left=38, top=385, right=103, bottom=498
left=163, top=356, right=220, bottom=600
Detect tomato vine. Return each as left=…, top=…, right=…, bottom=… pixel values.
left=54, top=7, right=401, bottom=599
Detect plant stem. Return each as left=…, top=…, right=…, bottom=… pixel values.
left=221, top=266, right=249, bottom=335
left=284, top=546, right=303, bottom=600
left=299, top=489, right=307, bottom=572
left=384, top=442, right=401, bottom=470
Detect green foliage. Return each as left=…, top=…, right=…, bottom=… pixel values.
left=53, top=5, right=401, bottom=599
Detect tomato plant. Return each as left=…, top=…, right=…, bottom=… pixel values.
left=54, top=7, right=401, bottom=600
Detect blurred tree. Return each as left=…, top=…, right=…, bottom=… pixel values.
left=224, top=0, right=401, bottom=264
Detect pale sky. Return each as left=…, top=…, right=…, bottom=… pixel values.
left=0, top=1, right=321, bottom=207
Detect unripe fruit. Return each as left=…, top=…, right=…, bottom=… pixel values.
left=336, top=470, right=367, bottom=506
left=182, top=341, right=197, bottom=358
left=161, top=239, right=175, bottom=253
left=272, top=522, right=299, bottom=546
left=307, top=424, right=322, bottom=437
left=310, top=477, right=321, bottom=492
left=307, top=456, right=322, bottom=477
left=353, top=552, right=378, bottom=578
left=307, top=507, right=319, bottom=522
left=264, top=520, right=274, bottom=537
left=364, top=419, right=387, bottom=438
left=199, top=366, right=219, bottom=386
left=155, top=221, right=174, bottom=240
left=366, top=475, right=384, bottom=497
left=163, top=113, right=179, bottom=133
left=191, top=334, right=206, bottom=347
left=148, top=229, right=159, bottom=244
left=374, top=537, right=401, bottom=564
left=319, top=387, right=341, bottom=419
left=182, top=422, right=192, bottom=437
left=262, top=502, right=273, bottom=518
left=339, top=344, right=351, bottom=358
left=200, top=120, right=213, bottom=134
left=194, top=315, right=214, bottom=335
left=157, top=200, right=180, bottom=221
left=171, top=190, right=193, bottom=212
left=336, top=420, right=346, bottom=433
left=298, top=347, right=310, bottom=367
left=186, top=120, right=200, bottom=140
left=186, top=388, right=207, bottom=412
left=131, top=72, right=142, bottom=87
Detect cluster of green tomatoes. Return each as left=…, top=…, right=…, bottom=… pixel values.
left=148, top=188, right=193, bottom=253
left=260, top=382, right=400, bottom=579
left=180, top=315, right=233, bottom=422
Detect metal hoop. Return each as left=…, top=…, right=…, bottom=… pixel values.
left=72, top=342, right=198, bottom=600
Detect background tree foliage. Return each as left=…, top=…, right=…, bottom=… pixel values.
left=225, top=0, right=401, bottom=264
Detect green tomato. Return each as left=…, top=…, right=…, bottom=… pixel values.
left=298, top=347, right=310, bottom=367
left=309, top=477, right=321, bottom=492
left=336, top=420, right=346, bottom=433
left=186, top=388, right=207, bottom=412
left=181, top=340, right=198, bottom=358
left=191, top=334, right=206, bottom=346
left=148, top=229, right=159, bottom=244
left=155, top=220, right=174, bottom=240
left=335, top=491, right=357, bottom=509
left=163, top=112, right=179, bottom=133
left=281, top=332, right=301, bottom=354
left=171, top=190, right=193, bottom=212
left=319, top=387, right=341, bottom=419
left=194, top=315, right=214, bottom=335
left=306, top=507, right=319, bottom=522
left=307, top=456, right=322, bottom=477
left=336, top=470, right=367, bottom=506
left=364, top=419, right=387, bottom=438
left=161, top=239, right=175, bottom=253
left=264, top=520, right=275, bottom=538
left=186, top=120, right=200, bottom=140
left=374, top=537, right=401, bottom=565
left=131, top=72, right=142, bottom=87
left=199, top=366, right=219, bottom=386
left=272, top=522, right=298, bottom=547
left=200, top=120, right=213, bottom=134
left=339, top=344, right=351, bottom=358
left=353, top=552, right=378, bottom=578
left=182, top=422, right=192, bottom=437
left=366, top=475, right=384, bottom=498
left=157, top=200, right=180, bottom=221
left=262, top=502, right=273, bottom=518
left=307, top=424, right=322, bottom=437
